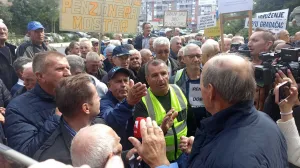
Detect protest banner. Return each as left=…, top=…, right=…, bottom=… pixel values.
left=204, top=19, right=220, bottom=37
left=218, top=0, right=253, bottom=14
left=256, top=9, right=289, bottom=20
left=197, top=14, right=217, bottom=30
left=245, top=18, right=287, bottom=33
left=163, top=11, right=188, bottom=28
left=60, top=0, right=142, bottom=33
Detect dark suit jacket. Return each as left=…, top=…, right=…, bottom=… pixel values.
left=134, top=33, right=157, bottom=50
left=33, top=117, right=105, bottom=164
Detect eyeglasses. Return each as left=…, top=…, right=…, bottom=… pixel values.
left=185, top=54, right=201, bottom=59
left=93, top=42, right=99, bottom=46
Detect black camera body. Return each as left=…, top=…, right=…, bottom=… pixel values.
left=255, top=48, right=300, bottom=87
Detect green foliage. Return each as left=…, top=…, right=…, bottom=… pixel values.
left=0, top=2, right=13, bottom=28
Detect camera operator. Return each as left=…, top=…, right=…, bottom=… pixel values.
left=273, top=73, right=300, bottom=167
left=248, top=29, right=275, bottom=111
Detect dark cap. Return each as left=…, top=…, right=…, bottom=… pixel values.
left=112, top=46, right=130, bottom=57
left=108, top=67, right=131, bottom=81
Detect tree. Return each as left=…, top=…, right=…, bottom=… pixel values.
left=10, top=0, right=59, bottom=35
left=0, top=2, right=13, bottom=28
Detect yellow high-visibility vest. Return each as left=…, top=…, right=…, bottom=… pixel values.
left=142, top=84, right=188, bottom=161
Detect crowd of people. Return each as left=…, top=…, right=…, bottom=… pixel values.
left=0, top=19, right=300, bottom=168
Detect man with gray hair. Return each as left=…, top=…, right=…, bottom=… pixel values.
left=177, top=47, right=185, bottom=69
left=171, top=43, right=208, bottom=136
left=170, top=36, right=182, bottom=60
left=85, top=52, right=107, bottom=81
left=11, top=57, right=32, bottom=95
left=140, top=49, right=153, bottom=65
left=79, top=39, right=93, bottom=59
left=137, top=37, right=179, bottom=86
left=71, top=124, right=122, bottom=168
left=66, top=55, right=108, bottom=98
left=129, top=49, right=142, bottom=76
left=180, top=54, right=288, bottom=167
left=103, top=44, right=116, bottom=72
left=4, top=51, right=71, bottom=157
left=0, top=22, right=18, bottom=91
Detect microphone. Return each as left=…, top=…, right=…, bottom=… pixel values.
left=134, top=117, right=146, bottom=139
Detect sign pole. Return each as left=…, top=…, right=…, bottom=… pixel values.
left=219, top=14, right=225, bottom=53
left=248, top=10, right=253, bottom=37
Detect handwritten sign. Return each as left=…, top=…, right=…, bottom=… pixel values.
left=204, top=19, right=220, bottom=37
left=218, top=0, right=253, bottom=14
left=163, top=11, right=188, bottom=28
left=245, top=18, right=287, bottom=33
left=197, top=14, right=216, bottom=30
left=256, top=9, right=289, bottom=20
left=60, top=0, right=142, bottom=33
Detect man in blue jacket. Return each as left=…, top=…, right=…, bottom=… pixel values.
left=4, top=51, right=71, bottom=157
left=99, top=67, right=147, bottom=150
left=180, top=54, right=288, bottom=168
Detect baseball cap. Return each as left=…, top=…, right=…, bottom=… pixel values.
left=107, top=67, right=131, bottom=81
left=165, top=28, right=173, bottom=33
left=112, top=45, right=130, bottom=57
left=27, top=21, right=44, bottom=31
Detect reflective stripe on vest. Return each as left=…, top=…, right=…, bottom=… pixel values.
left=142, top=84, right=188, bottom=161
left=174, top=68, right=184, bottom=84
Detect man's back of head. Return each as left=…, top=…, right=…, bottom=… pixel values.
left=201, top=54, right=256, bottom=114
left=71, top=124, right=121, bottom=168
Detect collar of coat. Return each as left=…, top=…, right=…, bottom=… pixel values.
left=199, top=100, right=255, bottom=135
left=31, top=83, right=55, bottom=102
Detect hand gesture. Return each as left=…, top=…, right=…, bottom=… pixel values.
left=179, top=136, right=194, bottom=154
left=276, top=69, right=298, bottom=89
left=127, top=79, right=147, bottom=106
left=129, top=117, right=170, bottom=168
left=160, top=109, right=178, bottom=134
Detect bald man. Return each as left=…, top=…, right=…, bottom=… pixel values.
left=140, top=49, right=153, bottom=65
left=0, top=22, right=18, bottom=90
left=71, top=124, right=123, bottom=168
left=183, top=54, right=288, bottom=168
left=278, top=30, right=290, bottom=43
left=219, top=38, right=232, bottom=52
left=295, top=32, right=300, bottom=41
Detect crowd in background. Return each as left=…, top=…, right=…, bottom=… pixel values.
left=0, top=19, right=300, bottom=168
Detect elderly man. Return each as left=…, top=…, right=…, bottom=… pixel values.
left=171, top=44, right=208, bottom=136
left=149, top=37, right=156, bottom=53
left=219, top=38, right=232, bottom=52
left=100, top=67, right=147, bottom=150
left=174, top=28, right=181, bottom=36
left=177, top=47, right=185, bottom=69
left=140, top=49, right=153, bottom=65
left=134, top=22, right=157, bottom=50
left=79, top=39, right=92, bottom=59
left=66, top=55, right=107, bottom=98
left=129, top=49, right=142, bottom=76
left=295, top=31, right=300, bottom=41
left=165, top=28, right=173, bottom=40
left=102, top=46, right=137, bottom=84
left=71, top=124, right=122, bottom=168
left=170, top=36, right=182, bottom=60
left=90, top=38, right=99, bottom=53
left=232, top=35, right=245, bottom=44
left=0, top=22, right=18, bottom=91
left=179, top=54, right=288, bottom=167
left=277, top=30, right=290, bottom=43
left=114, top=33, right=123, bottom=44
left=68, top=41, right=80, bottom=56
left=11, top=57, right=32, bottom=95
left=33, top=74, right=105, bottom=164
left=195, top=33, right=205, bottom=43
left=137, top=37, right=180, bottom=86
left=134, top=59, right=187, bottom=163
left=4, top=51, right=71, bottom=157
left=201, top=39, right=220, bottom=65
left=85, top=52, right=107, bottom=81
left=17, top=21, right=55, bottom=58
left=103, top=44, right=116, bottom=72
left=13, top=62, right=37, bottom=98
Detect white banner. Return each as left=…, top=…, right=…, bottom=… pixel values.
left=163, top=11, right=188, bottom=28
left=218, top=0, right=253, bottom=14
left=245, top=18, right=287, bottom=33
left=197, top=14, right=216, bottom=30
left=256, top=9, right=289, bottom=20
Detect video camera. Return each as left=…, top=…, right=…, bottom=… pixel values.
left=229, top=43, right=251, bottom=58
left=255, top=48, right=300, bottom=87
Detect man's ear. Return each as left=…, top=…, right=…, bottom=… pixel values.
left=82, top=103, right=90, bottom=115
left=266, top=41, right=273, bottom=51
left=207, top=83, right=216, bottom=101
left=35, top=72, right=43, bottom=82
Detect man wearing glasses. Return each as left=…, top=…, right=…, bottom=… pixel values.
left=170, top=43, right=209, bottom=136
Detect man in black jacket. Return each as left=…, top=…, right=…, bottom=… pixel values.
left=137, top=37, right=180, bottom=86
left=33, top=74, right=105, bottom=164
left=0, top=22, right=18, bottom=90
left=134, top=22, right=157, bottom=50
